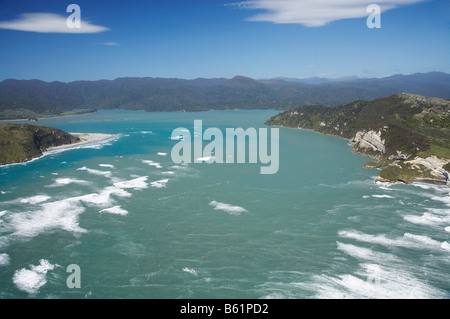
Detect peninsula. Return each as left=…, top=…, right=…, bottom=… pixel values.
left=0, top=123, right=113, bottom=166
left=265, top=93, right=450, bottom=185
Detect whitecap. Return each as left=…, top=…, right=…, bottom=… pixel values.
left=0, top=211, right=7, bottom=217
left=301, top=262, right=445, bottom=299
left=431, top=195, right=450, bottom=207
left=403, top=212, right=450, bottom=227
left=157, top=152, right=167, bottom=156
left=372, top=195, right=395, bottom=199
left=338, top=230, right=442, bottom=250
left=99, top=164, right=114, bottom=168
left=140, top=131, right=153, bottom=134
left=79, top=176, right=148, bottom=206
left=77, top=187, right=131, bottom=206
left=403, top=233, right=442, bottom=248
left=413, top=184, right=431, bottom=190
left=171, top=135, right=184, bottom=140
left=0, top=253, right=10, bottom=266
left=182, top=267, right=197, bottom=276
left=336, top=242, right=400, bottom=263
left=113, top=176, right=148, bottom=190
left=12, top=259, right=55, bottom=294
left=441, top=241, right=450, bottom=251
left=49, top=178, right=90, bottom=187
left=209, top=201, right=248, bottom=215
left=77, top=166, right=112, bottom=178
left=142, top=160, right=162, bottom=169
left=99, top=206, right=128, bottom=216
left=1, top=191, right=5, bottom=195
left=445, top=226, right=450, bottom=232
left=4, top=176, right=148, bottom=239
left=19, top=195, right=51, bottom=205
left=150, top=179, right=169, bottom=188
left=9, top=198, right=87, bottom=238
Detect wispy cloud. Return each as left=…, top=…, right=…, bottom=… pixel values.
left=97, top=42, right=119, bottom=46
left=0, top=13, right=109, bottom=33
left=230, top=0, right=428, bottom=27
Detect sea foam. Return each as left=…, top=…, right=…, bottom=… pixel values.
left=19, top=195, right=51, bottom=205
left=441, top=241, right=450, bottom=251
left=99, top=164, right=115, bottom=168
left=150, top=179, right=169, bottom=188
left=99, top=206, right=128, bottom=216
left=209, top=201, right=248, bottom=215
left=304, top=262, right=445, bottom=299
left=49, top=178, right=90, bottom=187
left=371, top=195, right=395, bottom=199
left=403, top=212, right=450, bottom=227
left=113, top=176, right=148, bottom=190
left=77, top=166, right=112, bottom=178
left=9, top=198, right=87, bottom=238
left=0, top=253, right=10, bottom=266
left=142, top=160, right=162, bottom=169
left=338, top=230, right=442, bottom=250
left=182, top=267, right=198, bottom=276
left=12, top=259, right=56, bottom=294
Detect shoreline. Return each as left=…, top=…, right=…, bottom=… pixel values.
left=266, top=124, right=449, bottom=188
left=267, top=124, right=379, bottom=160
left=0, top=133, right=118, bottom=168
left=0, top=111, right=96, bottom=122
left=45, top=133, right=117, bottom=152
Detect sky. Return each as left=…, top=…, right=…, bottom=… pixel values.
left=0, top=0, right=449, bottom=82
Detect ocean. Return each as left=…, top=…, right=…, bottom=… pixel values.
left=0, top=109, right=449, bottom=298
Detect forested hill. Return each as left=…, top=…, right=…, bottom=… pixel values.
left=1, top=72, right=450, bottom=119
left=265, top=93, right=450, bottom=185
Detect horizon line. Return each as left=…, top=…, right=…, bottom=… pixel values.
left=1, top=71, right=449, bottom=84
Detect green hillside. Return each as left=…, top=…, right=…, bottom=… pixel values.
left=0, top=123, right=80, bottom=165
left=266, top=93, right=450, bottom=184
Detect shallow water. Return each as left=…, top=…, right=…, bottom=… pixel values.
left=0, top=110, right=449, bottom=298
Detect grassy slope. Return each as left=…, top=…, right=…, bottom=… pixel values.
left=0, top=123, right=80, bottom=165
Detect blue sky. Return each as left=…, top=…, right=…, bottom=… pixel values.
left=0, top=0, right=449, bottom=82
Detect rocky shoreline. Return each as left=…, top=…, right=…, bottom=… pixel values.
left=265, top=93, right=450, bottom=189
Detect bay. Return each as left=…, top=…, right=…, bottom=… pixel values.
left=0, top=110, right=449, bottom=299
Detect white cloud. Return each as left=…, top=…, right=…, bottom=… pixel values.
left=0, top=13, right=109, bottom=33
left=230, top=0, right=428, bottom=27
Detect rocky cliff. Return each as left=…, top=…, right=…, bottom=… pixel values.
left=265, top=93, right=450, bottom=185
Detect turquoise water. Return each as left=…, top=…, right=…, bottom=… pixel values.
left=0, top=110, right=449, bottom=299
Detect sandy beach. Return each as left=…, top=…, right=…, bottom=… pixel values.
left=45, top=133, right=117, bottom=152
left=0, top=133, right=117, bottom=167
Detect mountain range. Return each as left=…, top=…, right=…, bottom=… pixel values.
left=0, top=72, right=449, bottom=119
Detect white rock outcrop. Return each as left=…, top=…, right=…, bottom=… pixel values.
left=353, top=130, right=386, bottom=154
left=406, top=156, right=450, bottom=179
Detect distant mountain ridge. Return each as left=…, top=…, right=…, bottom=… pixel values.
left=0, top=72, right=449, bottom=119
